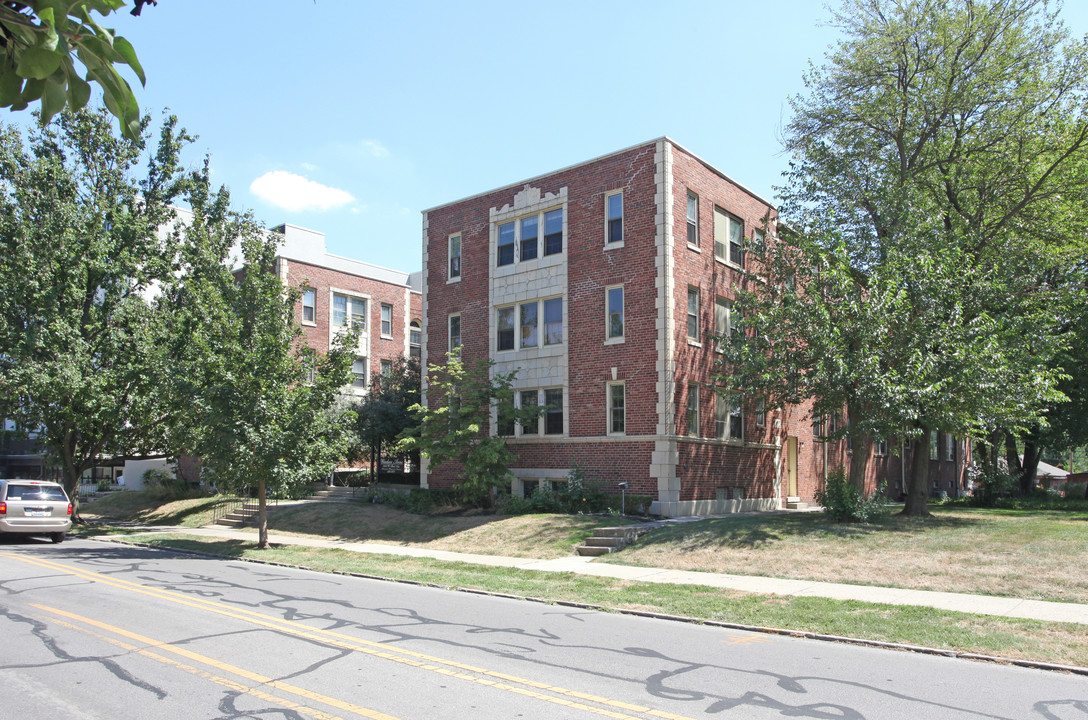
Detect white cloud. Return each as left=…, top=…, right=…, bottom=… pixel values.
left=300, top=161, right=318, bottom=171
left=249, top=171, right=354, bottom=212
left=362, top=140, right=389, bottom=158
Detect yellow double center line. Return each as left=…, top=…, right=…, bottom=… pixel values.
left=4, top=553, right=699, bottom=720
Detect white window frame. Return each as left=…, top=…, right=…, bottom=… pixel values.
left=605, top=190, right=623, bottom=246
left=945, top=433, right=955, bottom=461
left=930, top=430, right=939, bottom=460
left=495, top=207, right=565, bottom=267
left=755, top=399, right=766, bottom=428
left=332, top=292, right=367, bottom=330
left=409, top=320, right=421, bottom=358
left=448, top=233, right=462, bottom=282
left=686, top=286, right=700, bottom=344
left=715, top=392, right=742, bottom=441
left=607, top=381, right=625, bottom=436
left=518, top=389, right=539, bottom=436
left=448, top=313, right=461, bottom=354
left=495, top=297, right=563, bottom=353
left=714, top=296, right=732, bottom=353
left=876, top=438, right=889, bottom=456
left=543, top=387, right=564, bottom=436
left=605, top=284, right=624, bottom=342
left=686, top=191, right=699, bottom=248
left=380, top=303, right=393, bottom=338
left=687, top=384, right=700, bottom=437
left=714, top=206, right=745, bottom=267
left=301, top=287, right=316, bottom=324
left=351, top=356, right=369, bottom=389
left=380, top=358, right=392, bottom=376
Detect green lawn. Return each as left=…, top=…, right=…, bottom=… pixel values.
left=603, top=505, right=1088, bottom=603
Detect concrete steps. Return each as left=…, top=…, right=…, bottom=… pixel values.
left=575, top=525, right=653, bottom=557
left=786, top=496, right=809, bottom=510
left=215, top=502, right=260, bottom=527
left=305, top=486, right=361, bottom=503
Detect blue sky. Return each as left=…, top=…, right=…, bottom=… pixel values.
left=20, top=1, right=1088, bottom=272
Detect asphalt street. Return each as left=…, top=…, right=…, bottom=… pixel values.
left=0, top=538, right=1085, bottom=720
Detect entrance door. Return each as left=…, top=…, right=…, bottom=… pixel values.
left=786, top=436, right=798, bottom=497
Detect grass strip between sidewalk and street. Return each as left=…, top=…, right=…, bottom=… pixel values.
left=100, top=533, right=1088, bottom=671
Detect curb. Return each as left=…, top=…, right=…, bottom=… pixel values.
left=88, top=536, right=1088, bottom=678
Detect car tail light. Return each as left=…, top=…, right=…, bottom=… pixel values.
left=67, top=503, right=73, bottom=516
left=0, top=501, right=6, bottom=515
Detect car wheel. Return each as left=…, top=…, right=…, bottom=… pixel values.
left=51, top=533, right=65, bottom=544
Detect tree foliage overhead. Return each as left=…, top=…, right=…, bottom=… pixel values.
left=0, top=106, right=196, bottom=502
left=0, top=1, right=154, bottom=140
left=720, top=0, right=1088, bottom=515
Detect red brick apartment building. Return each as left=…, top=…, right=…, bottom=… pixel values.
left=420, top=139, right=971, bottom=515
left=421, top=139, right=803, bottom=515
left=272, top=223, right=423, bottom=392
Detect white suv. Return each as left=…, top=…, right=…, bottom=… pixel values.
left=0, top=480, right=73, bottom=543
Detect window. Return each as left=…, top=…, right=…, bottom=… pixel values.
left=606, top=285, right=624, bottom=340
left=496, top=298, right=563, bottom=352
left=496, top=208, right=564, bottom=266
left=608, top=382, right=625, bottom=435
left=687, top=287, right=700, bottom=342
left=812, top=415, right=824, bottom=438
left=544, top=388, right=564, bottom=435
left=686, top=384, right=700, bottom=437
left=755, top=399, right=766, bottom=428
left=945, top=433, right=955, bottom=461
left=497, top=221, right=515, bottom=266
left=380, top=303, right=393, bottom=337
left=333, top=294, right=366, bottom=330
left=519, top=390, right=538, bottom=435
left=543, top=208, right=563, bottom=255
left=409, top=320, right=421, bottom=358
left=449, top=233, right=462, bottom=280
left=301, top=288, right=316, bottom=323
left=449, top=314, right=461, bottom=353
left=520, top=302, right=538, bottom=348
left=520, top=215, right=538, bottom=261
left=827, top=412, right=839, bottom=435
left=929, top=430, right=939, bottom=460
left=543, top=297, right=562, bottom=345
left=351, top=357, right=368, bottom=388
left=715, top=297, right=732, bottom=352
left=715, top=392, right=742, bottom=440
left=606, top=191, right=623, bottom=245
left=380, top=358, right=392, bottom=376
left=713, top=207, right=744, bottom=266
left=876, top=438, right=889, bottom=456
left=497, top=307, right=515, bottom=351
left=686, top=192, right=699, bottom=246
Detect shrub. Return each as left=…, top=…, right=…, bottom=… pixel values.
left=814, top=469, right=889, bottom=523
left=967, top=468, right=1018, bottom=507
left=369, top=487, right=455, bottom=513
left=142, top=468, right=200, bottom=500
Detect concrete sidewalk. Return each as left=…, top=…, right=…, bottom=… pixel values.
left=102, top=525, right=1088, bottom=626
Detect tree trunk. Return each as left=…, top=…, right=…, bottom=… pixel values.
left=257, top=478, right=269, bottom=549
left=848, top=431, right=872, bottom=493
left=901, top=430, right=932, bottom=516
left=376, top=438, right=382, bottom=484
left=1019, top=440, right=1042, bottom=496
left=1004, top=431, right=1022, bottom=477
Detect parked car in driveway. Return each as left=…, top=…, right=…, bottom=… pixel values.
left=0, top=480, right=72, bottom=543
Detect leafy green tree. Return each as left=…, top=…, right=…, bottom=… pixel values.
left=348, top=355, right=421, bottom=483
left=398, top=353, right=539, bottom=506
left=744, top=0, right=1088, bottom=515
left=0, top=1, right=155, bottom=140
left=0, top=106, right=196, bottom=509
left=180, top=216, right=357, bottom=549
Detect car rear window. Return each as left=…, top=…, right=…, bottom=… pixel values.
left=5, top=484, right=68, bottom=501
